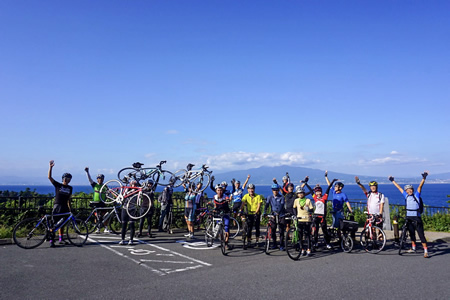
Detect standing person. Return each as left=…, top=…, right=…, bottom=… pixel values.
left=119, top=181, right=137, bottom=245
left=389, top=171, right=429, bottom=258
left=209, top=176, right=231, bottom=198
left=325, top=171, right=353, bottom=236
left=213, top=184, right=233, bottom=250
left=138, top=179, right=157, bottom=238
left=48, top=160, right=73, bottom=247
left=230, top=175, right=251, bottom=214
left=240, top=184, right=263, bottom=247
left=184, top=182, right=197, bottom=239
left=264, top=184, right=286, bottom=250
left=84, top=167, right=110, bottom=233
left=273, top=173, right=290, bottom=196
left=158, top=184, right=173, bottom=232
left=355, top=177, right=385, bottom=230
left=293, top=186, right=314, bottom=256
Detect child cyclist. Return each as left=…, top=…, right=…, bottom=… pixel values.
left=293, top=186, right=314, bottom=256
left=389, top=171, right=429, bottom=258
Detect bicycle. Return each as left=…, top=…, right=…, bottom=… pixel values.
left=81, top=203, right=123, bottom=234
left=117, top=161, right=176, bottom=186
left=204, top=211, right=228, bottom=255
left=326, top=213, right=358, bottom=253
left=285, top=215, right=311, bottom=260
left=360, top=212, right=386, bottom=254
left=99, top=180, right=152, bottom=220
left=173, top=163, right=212, bottom=191
left=13, top=212, right=88, bottom=249
left=397, top=217, right=419, bottom=256
left=239, top=212, right=250, bottom=250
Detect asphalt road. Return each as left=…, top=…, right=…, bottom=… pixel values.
left=1, top=230, right=449, bottom=300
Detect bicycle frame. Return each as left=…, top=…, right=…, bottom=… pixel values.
left=46, top=212, right=78, bottom=232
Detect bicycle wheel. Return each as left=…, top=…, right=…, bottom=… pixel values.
left=126, top=193, right=151, bottom=220
left=220, top=227, right=227, bottom=256
left=368, top=226, right=386, bottom=254
left=341, top=233, right=353, bottom=253
left=229, top=216, right=240, bottom=239
left=66, top=218, right=88, bottom=246
left=242, top=221, right=248, bottom=250
left=191, top=173, right=211, bottom=192
left=398, top=226, right=408, bottom=255
left=84, top=212, right=100, bottom=234
left=205, top=218, right=214, bottom=247
left=172, top=169, right=187, bottom=188
left=100, top=180, right=123, bottom=204
left=109, top=214, right=122, bottom=234
left=13, top=218, right=48, bottom=249
left=285, top=227, right=301, bottom=260
left=153, top=170, right=177, bottom=186
left=118, top=167, right=144, bottom=183
left=264, top=226, right=271, bottom=255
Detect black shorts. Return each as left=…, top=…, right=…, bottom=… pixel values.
left=232, top=202, right=242, bottom=213
left=52, top=204, right=70, bottom=215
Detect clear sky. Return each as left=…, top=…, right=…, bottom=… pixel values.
left=1, top=0, right=449, bottom=184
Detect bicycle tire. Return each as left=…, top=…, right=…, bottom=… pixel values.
left=205, top=217, right=214, bottom=247
left=172, top=169, right=187, bottom=188
left=117, top=167, right=144, bottom=183
left=285, top=227, right=301, bottom=260
left=242, top=221, right=248, bottom=250
left=13, top=218, right=47, bottom=249
left=100, top=180, right=123, bottom=205
left=264, top=226, right=271, bottom=255
left=66, top=218, right=88, bottom=246
left=229, top=216, right=240, bottom=239
left=220, top=227, right=227, bottom=256
left=191, top=173, right=211, bottom=192
left=152, top=170, right=177, bottom=186
left=126, top=193, right=151, bottom=220
left=341, top=233, right=353, bottom=253
left=109, top=214, right=122, bottom=234
left=398, top=226, right=408, bottom=255
left=84, top=213, right=100, bottom=234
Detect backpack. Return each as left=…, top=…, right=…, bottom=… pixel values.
left=158, top=187, right=172, bottom=205
left=367, top=191, right=383, bottom=202
left=411, top=194, right=424, bottom=214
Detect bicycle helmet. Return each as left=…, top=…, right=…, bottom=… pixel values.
left=221, top=181, right=228, bottom=187
left=147, top=179, right=154, bottom=185
left=282, top=176, right=288, bottom=181
left=295, top=186, right=305, bottom=194
left=314, top=186, right=323, bottom=192
left=369, top=181, right=378, bottom=186
left=97, top=174, right=105, bottom=180
left=404, top=184, right=414, bottom=191
left=335, top=182, right=344, bottom=188
left=271, top=184, right=279, bottom=190
left=287, top=183, right=294, bottom=188
left=247, top=183, right=255, bottom=189
left=62, top=173, right=72, bottom=179
left=215, top=184, right=223, bottom=190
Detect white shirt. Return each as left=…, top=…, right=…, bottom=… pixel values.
left=367, top=192, right=385, bottom=214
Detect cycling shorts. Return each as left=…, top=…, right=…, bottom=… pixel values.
left=185, top=205, right=196, bottom=222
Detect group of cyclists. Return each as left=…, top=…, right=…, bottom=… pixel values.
left=47, top=160, right=430, bottom=258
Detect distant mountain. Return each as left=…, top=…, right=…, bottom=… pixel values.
left=212, top=166, right=450, bottom=185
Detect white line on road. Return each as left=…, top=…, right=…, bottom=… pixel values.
left=140, top=260, right=195, bottom=264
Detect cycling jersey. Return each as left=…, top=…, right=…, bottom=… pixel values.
left=264, top=194, right=285, bottom=216
left=185, top=193, right=196, bottom=209
left=365, top=191, right=384, bottom=215
left=403, top=191, right=422, bottom=217
left=331, top=190, right=348, bottom=212
left=284, top=192, right=296, bottom=215
left=242, top=193, right=263, bottom=215
left=214, top=195, right=230, bottom=214
left=313, top=194, right=328, bottom=215
left=293, top=198, right=313, bottom=222
left=52, top=181, right=72, bottom=207
left=231, top=188, right=244, bottom=204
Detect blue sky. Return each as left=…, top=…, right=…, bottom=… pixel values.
left=1, top=0, right=449, bottom=184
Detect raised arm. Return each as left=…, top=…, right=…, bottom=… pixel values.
left=85, top=167, right=94, bottom=185
left=242, top=175, right=250, bottom=190
left=325, top=170, right=330, bottom=186
left=417, top=171, right=429, bottom=193
left=389, top=176, right=404, bottom=193
left=303, top=179, right=313, bottom=196
left=210, top=176, right=216, bottom=192
left=48, top=160, right=56, bottom=184
left=324, top=178, right=337, bottom=196
left=355, top=176, right=368, bottom=194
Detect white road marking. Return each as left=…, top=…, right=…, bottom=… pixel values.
left=140, top=260, right=194, bottom=264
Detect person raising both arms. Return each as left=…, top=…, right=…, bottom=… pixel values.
left=325, top=171, right=353, bottom=238
left=230, top=175, right=251, bottom=215
left=48, top=160, right=73, bottom=247
left=389, top=171, right=429, bottom=258
left=273, top=173, right=290, bottom=196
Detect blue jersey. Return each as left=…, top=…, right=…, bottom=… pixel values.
left=331, top=190, right=348, bottom=212
left=403, top=191, right=421, bottom=217
left=231, top=188, right=244, bottom=203
left=264, top=194, right=285, bottom=216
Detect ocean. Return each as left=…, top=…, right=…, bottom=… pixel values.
left=1, top=184, right=449, bottom=207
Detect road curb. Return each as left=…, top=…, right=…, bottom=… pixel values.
left=0, top=238, right=12, bottom=245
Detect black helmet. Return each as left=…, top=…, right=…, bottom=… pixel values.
left=335, top=182, right=344, bottom=188
left=62, top=173, right=72, bottom=180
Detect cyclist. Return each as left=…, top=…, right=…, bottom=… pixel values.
left=119, top=180, right=137, bottom=245
left=48, top=160, right=72, bottom=247
left=210, top=176, right=231, bottom=198
left=84, top=167, right=110, bottom=233
left=264, top=183, right=286, bottom=250
left=284, top=183, right=296, bottom=231
left=389, top=171, right=429, bottom=258
left=184, top=182, right=197, bottom=239
left=304, top=180, right=335, bottom=250
left=325, top=171, right=353, bottom=237
left=293, top=186, right=314, bottom=256
left=273, top=174, right=290, bottom=196
left=240, top=183, right=263, bottom=247
left=138, top=179, right=157, bottom=238
left=230, top=175, right=251, bottom=214
left=355, top=177, right=385, bottom=236
left=213, top=184, right=233, bottom=250
left=158, top=184, right=173, bottom=232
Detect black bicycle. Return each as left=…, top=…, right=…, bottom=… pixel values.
left=81, top=203, right=122, bottom=234
left=398, top=217, right=416, bottom=255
